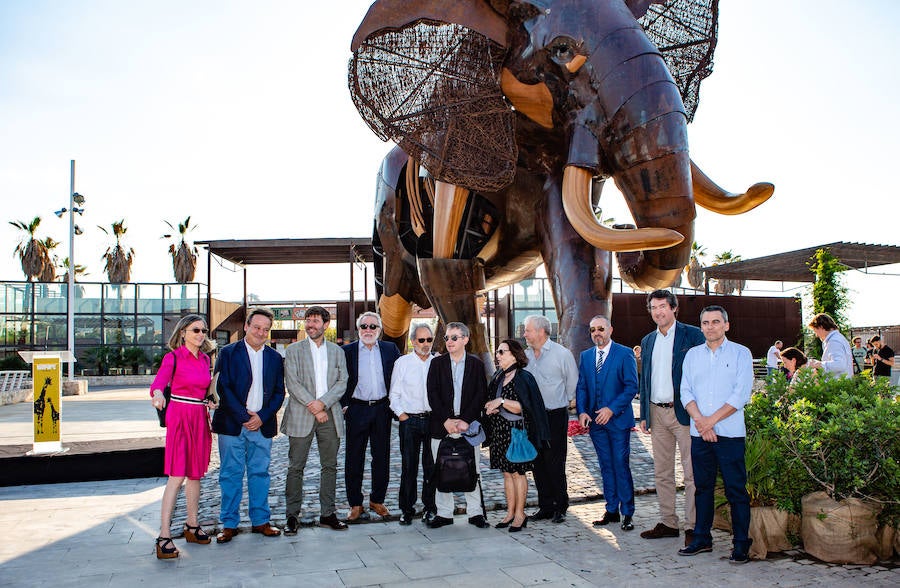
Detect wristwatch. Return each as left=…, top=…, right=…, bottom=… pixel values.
left=500, top=398, right=505, bottom=406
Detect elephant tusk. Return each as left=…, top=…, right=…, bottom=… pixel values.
left=562, top=166, right=684, bottom=253
left=500, top=68, right=554, bottom=129
left=691, top=161, right=774, bottom=215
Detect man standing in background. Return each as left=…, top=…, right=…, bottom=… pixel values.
left=522, top=315, right=578, bottom=524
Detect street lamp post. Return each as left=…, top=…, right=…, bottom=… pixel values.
left=57, top=161, right=85, bottom=381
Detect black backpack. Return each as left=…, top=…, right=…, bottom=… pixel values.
left=433, top=436, right=477, bottom=493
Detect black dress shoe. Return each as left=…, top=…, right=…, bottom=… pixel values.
left=621, top=516, right=634, bottom=531
left=592, top=511, right=621, bottom=527
left=319, top=513, right=349, bottom=531
left=284, top=515, right=299, bottom=536
left=398, top=512, right=414, bottom=526
left=678, top=542, right=713, bottom=556
left=468, top=515, right=490, bottom=528
left=428, top=515, right=454, bottom=529
left=551, top=511, right=566, bottom=524
left=422, top=510, right=436, bottom=525
left=495, top=518, right=514, bottom=529
left=530, top=508, right=555, bottom=521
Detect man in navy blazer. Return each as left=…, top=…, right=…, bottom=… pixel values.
left=341, top=311, right=401, bottom=522
left=576, top=315, right=638, bottom=531
left=638, top=290, right=705, bottom=543
left=212, top=308, right=286, bottom=542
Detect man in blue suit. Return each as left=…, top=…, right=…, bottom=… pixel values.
left=576, top=315, right=638, bottom=531
left=212, top=307, right=286, bottom=543
left=342, top=311, right=401, bottom=522
left=638, top=290, right=705, bottom=545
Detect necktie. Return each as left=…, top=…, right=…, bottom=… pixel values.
left=595, top=349, right=605, bottom=373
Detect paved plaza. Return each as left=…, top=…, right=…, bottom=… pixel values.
left=0, top=386, right=897, bottom=586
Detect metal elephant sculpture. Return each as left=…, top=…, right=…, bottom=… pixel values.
left=348, top=0, right=773, bottom=359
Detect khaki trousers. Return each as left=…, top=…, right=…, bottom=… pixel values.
left=650, top=403, right=695, bottom=530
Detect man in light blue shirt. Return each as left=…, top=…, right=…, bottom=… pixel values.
left=678, top=305, right=753, bottom=564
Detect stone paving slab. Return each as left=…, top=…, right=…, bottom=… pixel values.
left=1, top=477, right=897, bottom=587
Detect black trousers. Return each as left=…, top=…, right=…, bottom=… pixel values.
left=344, top=401, right=392, bottom=506
left=398, top=415, right=436, bottom=515
left=532, top=407, right=570, bottom=512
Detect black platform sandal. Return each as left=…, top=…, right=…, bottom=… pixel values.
left=155, top=536, right=179, bottom=559
left=183, top=524, right=212, bottom=544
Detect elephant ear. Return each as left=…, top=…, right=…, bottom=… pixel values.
left=349, top=0, right=518, bottom=192
left=637, top=0, right=719, bottom=122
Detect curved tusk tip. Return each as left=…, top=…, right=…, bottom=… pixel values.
left=747, top=182, right=775, bottom=202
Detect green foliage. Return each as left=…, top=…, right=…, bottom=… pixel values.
left=121, top=347, right=147, bottom=374
left=0, top=354, right=29, bottom=370
left=749, top=369, right=900, bottom=524
left=806, top=248, right=850, bottom=357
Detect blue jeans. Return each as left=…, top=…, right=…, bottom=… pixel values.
left=218, top=428, right=272, bottom=528
left=398, top=415, right=436, bottom=515
left=691, top=435, right=750, bottom=549
left=588, top=425, right=635, bottom=516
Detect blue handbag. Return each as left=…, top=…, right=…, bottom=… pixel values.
left=506, top=421, right=537, bottom=463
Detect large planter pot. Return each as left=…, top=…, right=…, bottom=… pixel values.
left=712, top=503, right=799, bottom=559
left=801, top=492, right=882, bottom=564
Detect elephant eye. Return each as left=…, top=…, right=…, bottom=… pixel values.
left=548, top=36, right=577, bottom=66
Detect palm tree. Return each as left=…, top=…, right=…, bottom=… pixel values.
left=99, top=220, right=135, bottom=283
left=38, top=237, right=60, bottom=282
left=60, top=257, right=88, bottom=284
left=9, top=216, right=47, bottom=281
left=163, top=216, right=198, bottom=283
left=686, top=241, right=707, bottom=289
left=712, top=250, right=745, bottom=294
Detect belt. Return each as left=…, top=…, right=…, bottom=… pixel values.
left=170, top=394, right=206, bottom=405
left=350, top=397, right=388, bottom=406
left=405, top=412, right=431, bottom=418
left=652, top=402, right=675, bottom=408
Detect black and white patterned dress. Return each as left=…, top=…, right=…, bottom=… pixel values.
left=488, top=379, right=534, bottom=474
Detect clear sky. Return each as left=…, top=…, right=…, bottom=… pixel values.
left=1, top=0, right=898, bottom=327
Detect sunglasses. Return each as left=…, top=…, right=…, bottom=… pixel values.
left=443, top=335, right=465, bottom=342
left=417, top=337, right=434, bottom=343
left=188, top=328, right=208, bottom=334
left=496, top=349, right=509, bottom=355
left=589, top=326, right=606, bottom=333
left=359, top=324, right=380, bottom=330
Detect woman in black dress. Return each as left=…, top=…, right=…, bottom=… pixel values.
left=485, top=339, right=550, bottom=532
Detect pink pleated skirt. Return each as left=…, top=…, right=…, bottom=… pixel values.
left=163, top=400, right=212, bottom=479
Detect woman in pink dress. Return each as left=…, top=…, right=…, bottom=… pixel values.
left=149, top=314, right=215, bottom=559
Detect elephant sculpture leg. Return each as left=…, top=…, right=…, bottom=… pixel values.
left=379, top=292, right=413, bottom=352
left=538, top=180, right=612, bottom=352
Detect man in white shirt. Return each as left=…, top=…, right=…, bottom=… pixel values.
left=522, top=315, right=578, bottom=524
left=806, top=313, right=853, bottom=377
left=389, top=324, right=437, bottom=525
left=765, top=341, right=783, bottom=377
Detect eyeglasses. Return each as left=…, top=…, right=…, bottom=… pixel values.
left=188, top=328, right=208, bottom=334
left=417, top=337, right=434, bottom=343
left=589, top=326, right=606, bottom=333
left=359, top=324, right=380, bottom=330
left=496, top=349, right=509, bottom=355
left=444, top=335, right=465, bottom=342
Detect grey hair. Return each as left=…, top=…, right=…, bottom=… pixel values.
left=409, top=323, right=434, bottom=341
left=524, top=315, right=551, bottom=336
left=355, top=311, right=382, bottom=329
left=445, top=322, right=470, bottom=337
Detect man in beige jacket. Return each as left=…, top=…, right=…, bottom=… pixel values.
left=282, top=306, right=349, bottom=534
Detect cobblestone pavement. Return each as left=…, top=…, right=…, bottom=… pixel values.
left=176, top=412, right=682, bottom=531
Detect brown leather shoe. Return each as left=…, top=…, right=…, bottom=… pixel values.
left=216, top=527, right=240, bottom=543
left=369, top=502, right=391, bottom=519
left=347, top=505, right=366, bottom=523
left=640, top=523, right=680, bottom=539
left=319, top=513, right=349, bottom=531
left=251, top=522, right=281, bottom=537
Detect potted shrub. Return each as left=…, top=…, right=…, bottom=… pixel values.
left=765, top=370, right=900, bottom=563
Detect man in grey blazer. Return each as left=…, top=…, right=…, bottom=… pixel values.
left=282, top=306, right=349, bottom=533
